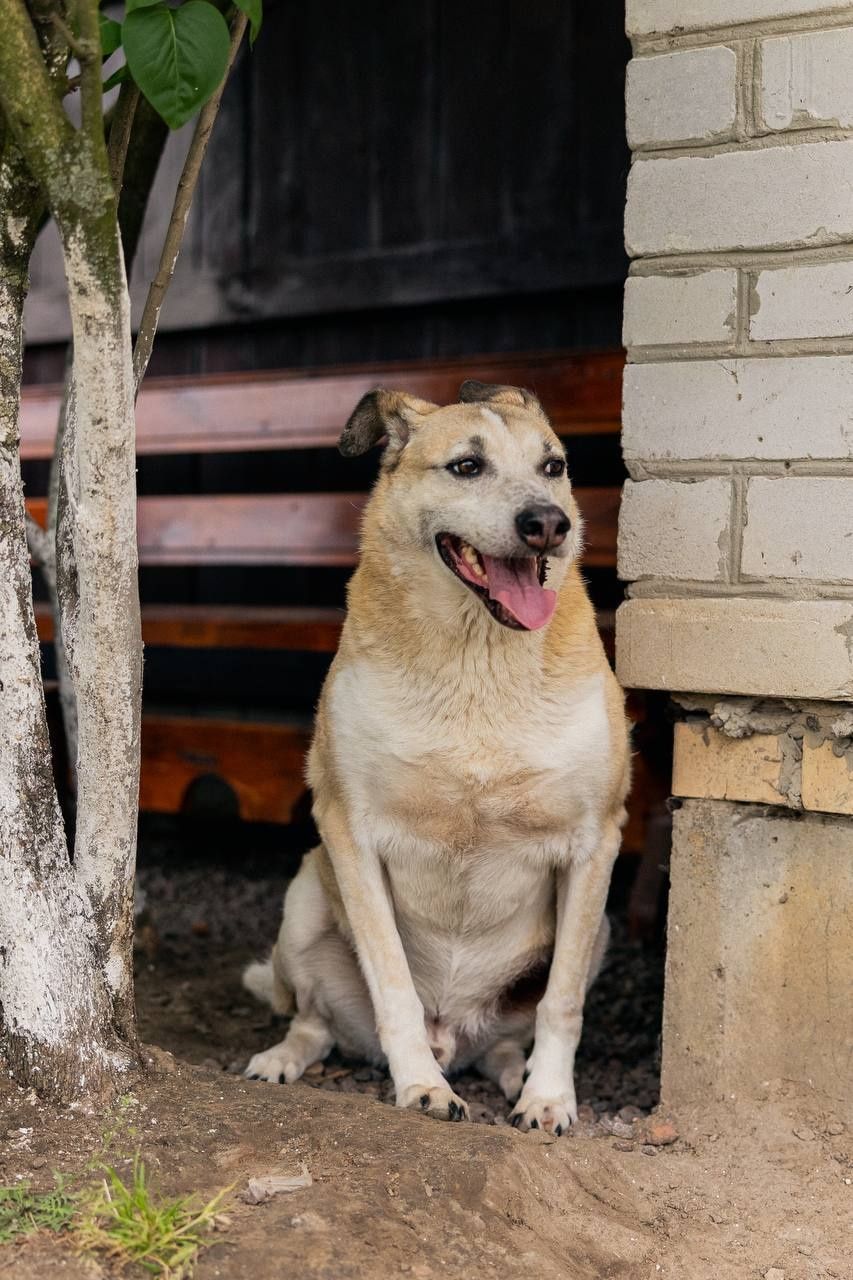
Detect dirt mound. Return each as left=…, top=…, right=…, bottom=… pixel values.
left=1, top=1057, right=850, bottom=1280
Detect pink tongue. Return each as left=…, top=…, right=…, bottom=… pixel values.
left=481, top=555, right=557, bottom=630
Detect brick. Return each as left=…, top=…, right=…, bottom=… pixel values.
left=626, top=1, right=853, bottom=37
left=623, top=357, right=853, bottom=463
left=672, top=722, right=789, bottom=806
left=760, top=28, right=853, bottom=132
left=626, top=141, right=853, bottom=257
left=616, top=597, right=853, bottom=699
left=802, top=739, right=853, bottom=815
left=626, top=47, right=737, bottom=149
left=663, top=800, right=853, bottom=1111
left=742, top=477, right=853, bottom=582
left=623, top=270, right=737, bottom=346
left=618, top=478, right=731, bottom=581
left=751, top=261, right=853, bottom=340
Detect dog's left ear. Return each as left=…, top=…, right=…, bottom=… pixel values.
left=339, top=388, right=438, bottom=462
left=459, top=380, right=543, bottom=414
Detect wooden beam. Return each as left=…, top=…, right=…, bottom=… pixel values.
left=27, top=486, right=617, bottom=568
left=20, top=350, right=624, bottom=459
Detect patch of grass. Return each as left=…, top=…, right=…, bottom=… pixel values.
left=0, top=1178, right=77, bottom=1245
left=74, top=1158, right=229, bottom=1278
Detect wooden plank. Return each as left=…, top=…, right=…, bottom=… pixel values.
left=20, top=351, right=624, bottom=459
left=35, top=602, right=346, bottom=652
left=27, top=486, right=617, bottom=569
left=139, top=714, right=311, bottom=823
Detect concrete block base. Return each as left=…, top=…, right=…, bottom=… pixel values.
left=662, top=799, right=853, bottom=1118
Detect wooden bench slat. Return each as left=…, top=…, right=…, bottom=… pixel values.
left=139, top=714, right=311, bottom=824
left=27, top=487, right=618, bottom=569
left=35, top=602, right=347, bottom=652
left=20, top=351, right=624, bottom=459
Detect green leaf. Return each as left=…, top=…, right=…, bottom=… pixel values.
left=99, top=15, right=123, bottom=57
left=103, top=62, right=130, bottom=92
left=233, top=0, right=262, bottom=45
left=125, top=0, right=163, bottom=11
left=123, top=1, right=231, bottom=130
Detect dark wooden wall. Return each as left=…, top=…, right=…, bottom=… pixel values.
left=25, top=0, right=629, bottom=382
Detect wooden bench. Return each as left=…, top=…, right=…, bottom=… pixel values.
left=22, top=350, right=628, bottom=831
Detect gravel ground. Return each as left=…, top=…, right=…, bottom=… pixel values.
left=136, top=842, right=664, bottom=1125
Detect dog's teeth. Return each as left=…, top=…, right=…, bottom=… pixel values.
left=472, top=562, right=485, bottom=577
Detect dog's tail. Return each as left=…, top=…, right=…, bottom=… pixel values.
left=242, top=954, right=295, bottom=1015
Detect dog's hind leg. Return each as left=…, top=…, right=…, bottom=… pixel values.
left=244, top=847, right=381, bottom=1084
left=475, top=1038, right=528, bottom=1103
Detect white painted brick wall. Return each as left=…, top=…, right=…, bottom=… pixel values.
left=626, top=142, right=853, bottom=256
left=618, top=478, right=732, bottom=580
left=623, top=271, right=738, bottom=346
left=742, top=477, right=853, bottom=581
left=623, top=357, right=853, bottom=463
left=617, top=598, right=853, bottom=700
left=620, top=2, right=853, bottom=712
left=626, top=47, right=737, bottom=149
left=760, top=28, right=853, bottom=131
left=751, top=261, right=853, bottom=339
left=626, top=1, right=853, bottom=37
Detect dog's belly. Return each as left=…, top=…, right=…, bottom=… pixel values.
left=382, top=833, right=556, bottom=1030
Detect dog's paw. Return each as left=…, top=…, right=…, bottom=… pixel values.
left=509, top=1094, right=576, bottom=1136
left=397, top=1083, right=469, bottom=1122
left=244, top=1046, right=306, bottom=1085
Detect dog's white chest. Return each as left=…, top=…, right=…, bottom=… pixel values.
left=328, top=660, right=611, bottom=873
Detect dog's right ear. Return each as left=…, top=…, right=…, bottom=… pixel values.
left=339, top=388, right=438, bottom=463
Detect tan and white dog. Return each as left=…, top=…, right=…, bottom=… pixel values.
left=243, top=380, right=631, bottom=1134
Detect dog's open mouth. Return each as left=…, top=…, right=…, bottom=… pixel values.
left=436, top=534, right=557, bottom=630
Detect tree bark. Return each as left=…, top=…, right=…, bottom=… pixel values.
left=0, top=138, right=128, bottom=1101
left=0, top=0, right=143, bottom=1089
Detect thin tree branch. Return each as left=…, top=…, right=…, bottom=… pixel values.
left=107, top=82, right=141, bottom=199
left=74, top=0, right=103, bottom=145
left=49, top=11, right=86, bottom=60
left=132, top=11, right=248, bottom=391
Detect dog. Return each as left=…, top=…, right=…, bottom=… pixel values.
left=243, top=380, right=631, bottom=1134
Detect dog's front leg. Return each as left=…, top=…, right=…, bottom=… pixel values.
left=510, top=819, right=621, bottom=1135
left=320, top=803, right=469, bottom=1121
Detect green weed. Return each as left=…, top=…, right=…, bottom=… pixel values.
left=74, top=1158, right=229, bottom=1278
left=0, top=1178, right=76, bottom=1245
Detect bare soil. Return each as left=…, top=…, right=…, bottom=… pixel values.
left=1, top=855, right=849, bottom=1278
left=1, top=1060, right=850, bottom=1280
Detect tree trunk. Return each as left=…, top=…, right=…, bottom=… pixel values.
left=0, top=144, right=133, bottom=1101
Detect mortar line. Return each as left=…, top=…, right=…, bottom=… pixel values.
left=728, top=475, right=747, bottom=584
left=631, top=9, right=853, bottom=57
left=631, top=123, right=853, bottom=160
left=626, top=580, right=853, bottom=600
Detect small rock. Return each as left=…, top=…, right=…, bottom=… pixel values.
left=643, top=1120, right=679, bottom=1147
left=826, top=1121, right=845, bottom=1136
left=764, top=1269, right=785, bottom=1280
left=609, top=1118, right=635, bottom=1139
left=793, top=1127, right=816, bottom=1141
left=145, top=1045, right=178, bottom=1075
left=618, top=1105, right=644, bottom=1123
left=242, top=1166, right=313, bottom=1205
left=613, top=1140, right=635, bottom=1152
left=640, top=1145, right=657, bottom=1157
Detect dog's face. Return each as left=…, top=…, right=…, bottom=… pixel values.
left=340, top=381, right=582, bottom=631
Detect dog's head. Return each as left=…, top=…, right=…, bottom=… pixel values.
left=339, top=380, right=582, bottom=631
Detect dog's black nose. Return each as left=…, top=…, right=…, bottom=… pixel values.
left=515, top=504, right=571, bottom=551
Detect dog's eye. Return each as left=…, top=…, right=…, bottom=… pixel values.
left=543, top=457, right=565, bottom=478
left=448, top=457, right=482, bottom=477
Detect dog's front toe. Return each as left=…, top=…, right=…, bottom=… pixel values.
left=397, top=1083, right=469, bottom=1121
left=509, top=1094, right=576, bottom=1136
left=244, top=1047, right=305, bottom=1085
